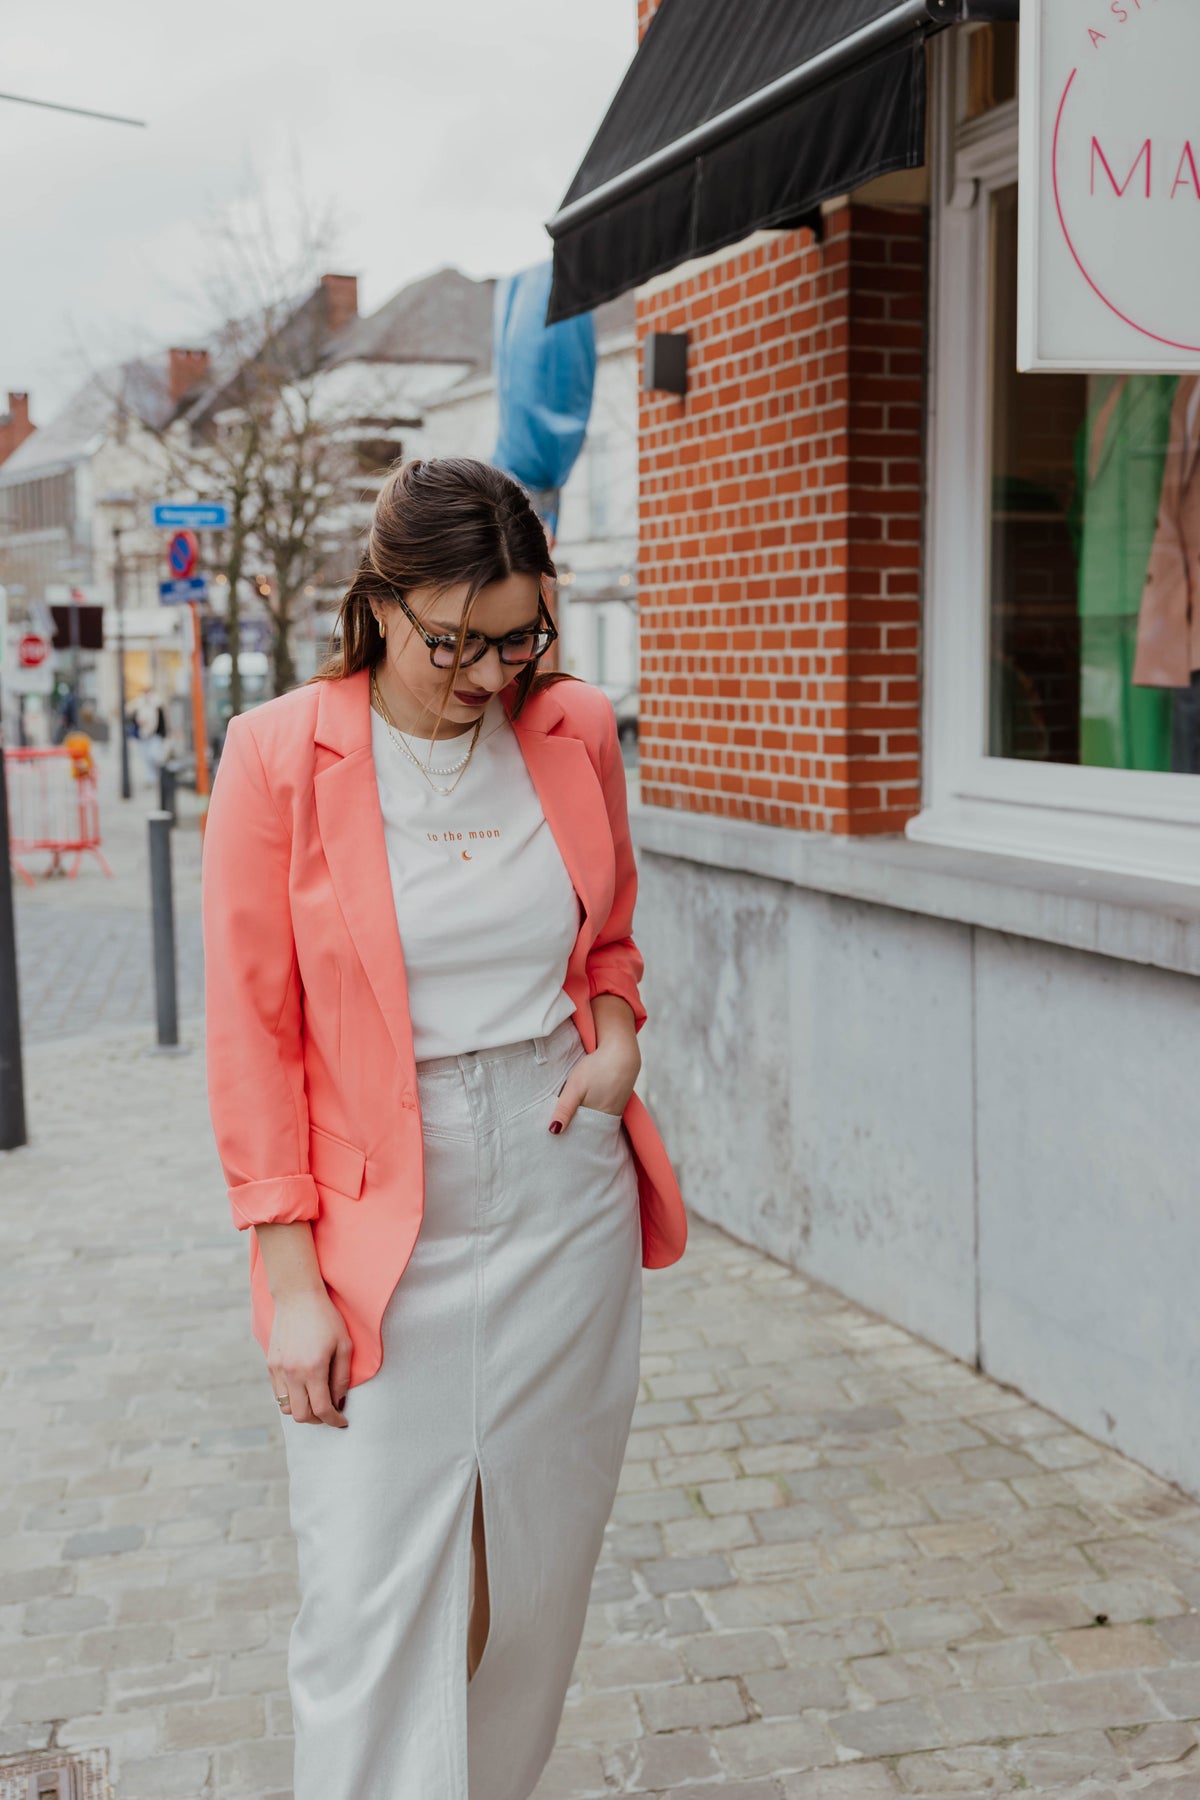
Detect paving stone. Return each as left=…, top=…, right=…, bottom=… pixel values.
left=6, top=1671, right=108, bottom=1723
left=62, top=1524, right=144, bottom=1558
left=850, top=1650, right=957, bottom=1703
left=579, top=1642, right=685, bottom=1689
left=985, top=1589, right=1098, bottom=1634
left=892, top=1742, right=1012, bottom=1793
left=1155, top=1612, right=1200, bottom=1660
left=806, top=1569, right=914, bottom=1616
left=879, top=1602, right=987, bottom=1651
left=752, top=1502, right=847, bottom=1542
left=679, top=1629, right=785, bottom=1679
left=705, top=1578, right=817, bottom=1630
left=529, top=1743, right=609, bottom=1798
left=832, top=1699, right=945, bottom=1757
left=714, top=1714, right=839, bottom=1776
left=1051, top=1621, right=1172, bottom=1673
left=162, top=1693, right=265, bottom=1749
left=746, top=1664, right=849, bottom=1714
left=116, top=1751, right=214, bottom=1798
left=211, top=1733, right=294, bottom=1791
left=1008, top=1728, right=1127, bottom=1788
left=732, top=1541, right=824, bottom=1582
left=557, top=1687, right=641, bottom=1744
left=77, top=1624, right=172, bottom=1669
left=932, top=1683, right=1050, bottom=1744
left=1075, top=1578, right=1191, bottom=1624
left=783, top=1767, right=900, bottom=1799
left=669, top=1784, right=784, bottom=1800
left=700, top=1477, right=786, bottom=1515
left=1038, top=1672, right=1166, bottom=1730
left=786, top=1617, right=890, bottom=1665
left=1118, top=1720, right=1200, bottom=1771
left=640, top=1676, right=749, bottom=1731
left=949, top=1634, right=1070, bottom=1688
left=610, top=1726, right=721, bottom=1788
left=661, top=1512, right=757, bottom=1555
left=640, top=1554, right=736, bottom=1594
left=1144, top=1664, right=1200, bottom=1719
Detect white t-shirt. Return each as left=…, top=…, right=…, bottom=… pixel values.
left=370, top=696, right=581, bottom=1061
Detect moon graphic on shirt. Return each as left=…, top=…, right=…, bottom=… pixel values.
left=461, top=851, right=472, bottom=861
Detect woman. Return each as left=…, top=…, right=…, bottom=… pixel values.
left=202, top=457, right=687, bottom=1800
left=133, top=686, right=168, bottom=791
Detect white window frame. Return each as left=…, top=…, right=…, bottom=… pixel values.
left=908, top=34, right=1200, bottom=887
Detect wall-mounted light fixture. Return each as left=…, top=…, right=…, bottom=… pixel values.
left=643, top=332, right=688, bottom=398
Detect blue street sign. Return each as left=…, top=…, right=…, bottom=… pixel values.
left=152, top=502, right=230, bottom=529
left=159, top=577, right=209, bottom=605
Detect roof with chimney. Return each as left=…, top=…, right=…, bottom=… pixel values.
left=326, top=266, right=495, bottom=373
left=0, top=353, right=192, bottom=484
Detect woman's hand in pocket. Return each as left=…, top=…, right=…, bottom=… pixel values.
left=267, top=1289, right=353, bottom=1427
left=549, top=1038, right=641, bottom=1134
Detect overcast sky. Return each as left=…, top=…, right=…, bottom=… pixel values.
left=0, top=1, right=637, bottom=418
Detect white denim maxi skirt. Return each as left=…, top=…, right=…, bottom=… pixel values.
left=280, top=1014, right=643, bottom=1800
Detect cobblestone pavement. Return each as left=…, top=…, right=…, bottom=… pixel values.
left=5, top=777, right=1200, bottom=1799
left=11, top=740, right=205, bottom=1043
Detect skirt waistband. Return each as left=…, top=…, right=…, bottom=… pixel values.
left=414, top=1012, right=581, bottom=1079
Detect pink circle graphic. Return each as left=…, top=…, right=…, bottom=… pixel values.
left=1051, top=65, right=1200, bottom=356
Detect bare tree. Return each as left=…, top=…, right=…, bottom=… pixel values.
left=128, top=178, right=370, bottom=704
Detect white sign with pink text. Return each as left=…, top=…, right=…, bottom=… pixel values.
left=1018, top=0, right=1200, bottom=371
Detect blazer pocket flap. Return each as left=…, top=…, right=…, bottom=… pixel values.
left=308, top=1123, right=366, bottom=1200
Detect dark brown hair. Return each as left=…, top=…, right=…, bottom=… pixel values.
left=311, top=456, right=572, bottom=722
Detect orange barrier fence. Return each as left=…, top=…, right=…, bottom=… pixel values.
left=4, top=742, right=114, bottom=886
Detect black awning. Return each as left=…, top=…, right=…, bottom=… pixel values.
left=546, top=0, right=963, bottom=324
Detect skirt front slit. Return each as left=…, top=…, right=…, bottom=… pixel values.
left=281, top=1015, right=643, bottom=1800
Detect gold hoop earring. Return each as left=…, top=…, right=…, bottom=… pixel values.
left=378, top=618, right=385, bottom=640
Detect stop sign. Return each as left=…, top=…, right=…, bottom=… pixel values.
left=18, top=633, right=48, bottom=668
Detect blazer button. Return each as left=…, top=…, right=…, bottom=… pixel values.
left=401, top=1091, right=417, bottom=1110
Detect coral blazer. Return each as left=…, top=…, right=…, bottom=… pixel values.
left=201, top=666, right=687, bottom=1389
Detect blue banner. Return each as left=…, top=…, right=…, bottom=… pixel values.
left=492, top=261, right=596, bottom=543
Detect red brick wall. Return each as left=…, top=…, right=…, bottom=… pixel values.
left=636, top=210, right=925, bottom=834
left=633, top=0, right=926, bottom=837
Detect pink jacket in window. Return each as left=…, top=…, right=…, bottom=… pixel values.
left=201, top=666, right=687, bottom=1389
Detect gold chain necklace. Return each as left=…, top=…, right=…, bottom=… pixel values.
left=370, top=668, right=482, bottom=798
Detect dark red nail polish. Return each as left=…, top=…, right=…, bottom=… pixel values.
left=549, top=1120, right=563, bottom=1135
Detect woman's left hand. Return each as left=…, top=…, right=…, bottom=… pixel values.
left=549, top=1038, right=641, bottom=1132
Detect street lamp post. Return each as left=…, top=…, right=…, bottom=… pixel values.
left=113, top=522, right=131, bottom=800
left=98, top=492, right=137, bottom=802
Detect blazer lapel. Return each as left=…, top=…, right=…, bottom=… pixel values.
left=504, top=682, right=611, bottom=943
left=314, top=669, right=417, bottom=1074
left=311, top=670, right=613, bottom=1071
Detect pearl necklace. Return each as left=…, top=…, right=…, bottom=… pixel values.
left=370, top=668, right=482, bottom=797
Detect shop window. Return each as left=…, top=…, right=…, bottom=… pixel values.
left=964, top=24, right=1018, bottom=121
left=914, top=32, right=1200, bottom=882
left=987, top=184, right=1199, bottom=778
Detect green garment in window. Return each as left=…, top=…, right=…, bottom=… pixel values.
left=1072, top=375, right=1176, bottom=770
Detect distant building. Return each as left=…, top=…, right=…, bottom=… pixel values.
left=0, top=347, right=212, bottom=742
left=0, top=392, right=34, bottom=468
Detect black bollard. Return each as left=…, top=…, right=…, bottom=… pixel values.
left=148, top=812, right=178, bottom=1047
left=158, top=760, right=177, bottom=828
left=0, top=715, right=27, bottom=1151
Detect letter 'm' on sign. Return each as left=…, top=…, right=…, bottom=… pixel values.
left=1091, top=137, right=1152, bottom=197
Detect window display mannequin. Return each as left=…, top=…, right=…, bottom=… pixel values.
left=1133, top=373, right=1200, bottom=775
left=1074, top=374, right=1177, bottom=771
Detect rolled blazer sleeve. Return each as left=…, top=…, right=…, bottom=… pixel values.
left=201, top=714, right=320, bottom=1231
left=584, top=694, right=648, bottom=1033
